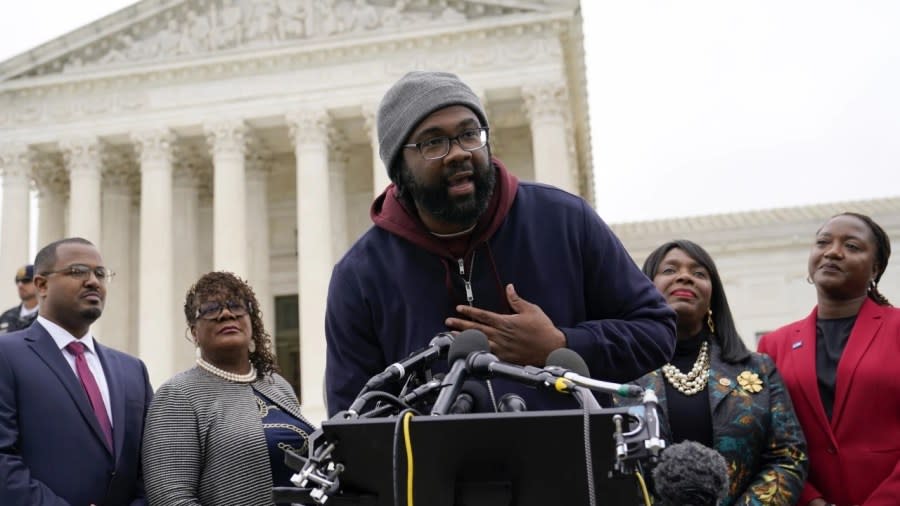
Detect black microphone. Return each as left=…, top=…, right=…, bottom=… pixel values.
left=545, top=348, right=644, bottom=398
left=497, top=393, right=527, bottom=412
left=363, top=332, right=455, bottom=391
left=465, top=351, right=556, bottom=388
left=430, top=330, right=489, bottom=415
left=448, top=379, right=490, bottom=414
left=652, top=441, right=729, bottom=506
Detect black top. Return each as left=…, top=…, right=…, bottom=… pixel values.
left=816, top=315, right=856, bottom=420
left=663, top=329, right=714, bottom=448
left=253, top=389, right=314, bottom=493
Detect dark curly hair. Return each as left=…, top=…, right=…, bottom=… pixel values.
left=183, top=271, right=278, bottom=378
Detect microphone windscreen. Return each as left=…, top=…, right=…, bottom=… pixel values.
left=449, top=379, right=491, bottom=414
left=447, top=329, right=490, bottom=363
left=652, top=441, right=729, bottom=506
left=546, top=348, right=591, bottom=377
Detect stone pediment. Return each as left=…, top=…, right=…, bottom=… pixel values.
left=3, top=0, right=568, bottom=80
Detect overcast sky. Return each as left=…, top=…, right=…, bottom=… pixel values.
left=2, top=0, right=899, bottom=223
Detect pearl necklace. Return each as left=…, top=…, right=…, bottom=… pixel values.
left=196, top=357, right=257, bottom=383
left=661, top=340, right=710, bottom=395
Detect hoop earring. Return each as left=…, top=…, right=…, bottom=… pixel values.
left=707, top=309, right=716, bottom=334
left=806, top=276, right=814, bottom=285
left=870, top=279, right=878, bottom=292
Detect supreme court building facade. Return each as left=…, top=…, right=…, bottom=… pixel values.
left=0, top=0, right=592, bottom=422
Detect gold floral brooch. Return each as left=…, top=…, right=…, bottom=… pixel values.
left=737, top=371, right=763, bottom=393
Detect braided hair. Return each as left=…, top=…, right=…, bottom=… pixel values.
left=834, top=212, right=892, bottom=306
left=184, top=271, right=279, bottom=377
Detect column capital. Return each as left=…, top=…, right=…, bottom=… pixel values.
left=361, top=103, right=378, bottom=137
left=522, top=81, right=569, bottom=122
left=101, top=148, right=138, bottom=192
left=0, top=143, right=32, bottom=179
left=132, top=129, right=175, bottom=167
left=204, top=119, right=247, bottom=158
left=173, top=145, right=208, bottom=187
left=286, top=108, right=331, bottom=147
left=60, top=137, right=101, bottom=176
left=31, top=152, right=69, bottom=197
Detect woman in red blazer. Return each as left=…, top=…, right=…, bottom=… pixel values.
left=759, top=212, right=899, bottom=506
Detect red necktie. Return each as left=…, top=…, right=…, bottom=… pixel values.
left=65, top=341, right=113, bottom=450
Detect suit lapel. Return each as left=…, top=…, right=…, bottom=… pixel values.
left=708, top=343, right=738, bottom=415
left=26, top=324, right=113, bottom=455
left=831, top=299, right=883, bottom=428
left=96, top=341, right=125, bottom=460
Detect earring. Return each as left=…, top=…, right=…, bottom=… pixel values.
left=249, top=340, right=257, bottom=353
left=806, top=276, right=814, bottom=285
left=195, top=346, right=201, bottom=359
left=707, top=309, right=716, bottom=334
left=870, top=279, right=878, bottom=292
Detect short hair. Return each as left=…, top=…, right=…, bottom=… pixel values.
left=183, top=271, right=278, bottom=378
left=642, top=239, right=751, bottom=364
left=34, top=238, right=95, bottom=275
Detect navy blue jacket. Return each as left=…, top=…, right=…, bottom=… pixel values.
left=325, top=161, right=676, bottom=415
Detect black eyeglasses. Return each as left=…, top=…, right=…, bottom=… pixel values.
left=195, top=300, right=252, bottom=321
left=40, top=264, right=115, bottom=283
left=403, top=127, right=489, bottom=160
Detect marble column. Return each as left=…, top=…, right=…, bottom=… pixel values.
left=245, top=145, right=274, bottom=337
left=287, top=108, right=332, bottom=423
left=522, top=82, right=576, bottom=194
left=363, top=104, right=390, bottom=198
left=328, top=128, right=349, bottom=259
left=98, top=151, right=135, bottom=353
left=61, top=137, right=102, bottom=244
left=205, top=120, right=248, bottom=278
left=32, top=154, right=68, bottom=249
left=172, top=153, right=203, bottom=371
left=0, top=144, right=32, bottom=308
left=133, top=129, right=175, bottom=387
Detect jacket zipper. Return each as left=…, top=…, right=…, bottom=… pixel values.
left=457, top=251, right=476, bottom=306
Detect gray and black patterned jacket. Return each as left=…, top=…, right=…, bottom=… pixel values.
left=142, top=367, right=315, bottom=506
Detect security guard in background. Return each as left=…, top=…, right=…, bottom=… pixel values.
left=0, top=264, right=39, bottom=333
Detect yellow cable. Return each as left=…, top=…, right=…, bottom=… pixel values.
left=634, top=470, right=652, bottom=506
left=403, top=411, right=415, bottom=506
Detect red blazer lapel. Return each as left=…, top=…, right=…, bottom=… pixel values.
left=791, top=308, right=834, bottom=438
left=831, top=299, right=884, bottom=428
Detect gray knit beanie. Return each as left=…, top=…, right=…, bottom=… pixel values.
left=377, top=71, right=488, bottom=183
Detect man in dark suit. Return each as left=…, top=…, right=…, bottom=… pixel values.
left=0, top=264, right=40, bottom=334
left=0, top=237, right=153, bottom=505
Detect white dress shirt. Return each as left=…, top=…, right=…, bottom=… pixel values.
left=37, top=315, right=113, bottom=424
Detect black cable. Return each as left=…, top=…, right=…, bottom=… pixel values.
left=392, top=409, right=414, bottom=506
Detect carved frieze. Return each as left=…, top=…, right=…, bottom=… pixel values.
left=19, top=0, right=536, bottom=79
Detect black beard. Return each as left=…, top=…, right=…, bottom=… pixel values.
left=399, top=155, right=496, bottom=227
left=80, top=307, right=103, bottom=322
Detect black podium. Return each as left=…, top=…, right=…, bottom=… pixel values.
left=314, top=409, right=641, bottom=506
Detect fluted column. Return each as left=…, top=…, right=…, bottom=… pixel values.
left=287, top=108, right=332, bottom=422
left=245, top=145, right=274, bottom=336
left=61, top=137, right=102, bottom=243
left=205, top=120, right=248, bottom=277
left=172, top=153, right=203, bottom=371
left=0, top=144, right=32, bottom=308
left=32, top=154, right=68, bottom=248
left=363, top=104, right=391, bottom=198
left=133, top=129, right=175, bottom=387
left=98, top=150, right=135, bottom=352
left=328, top=128, right=350, bottom=259
left=522, top=82, right=576, bottom=193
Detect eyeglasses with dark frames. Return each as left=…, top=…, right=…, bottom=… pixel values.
left=403, top=127, right=489, bottom=160
left=195, top=300, right=253, bottom=321
left=40, top=264, right=115, bottom=283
